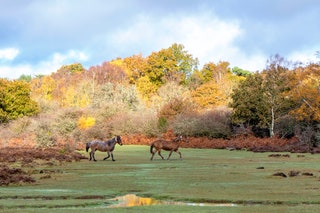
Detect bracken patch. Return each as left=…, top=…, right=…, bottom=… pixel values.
left=0, top=148, right=87, bottom=186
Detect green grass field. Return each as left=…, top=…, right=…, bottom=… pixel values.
left=1, top=145, right=320, bottom=212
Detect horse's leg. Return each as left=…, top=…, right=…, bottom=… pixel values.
left=150, top=150, right=156, bottom=160
left=92, top=151, right=97, bottom=161
left=176, top=150, right=182, bottom=159
left=103, top=152, right=110, bottom=160
left=89, top=151, right=92, bottom=161
left=167, top=150, right=173, bottom=160
left=89, top=150, right=93, bottom=161
left=158, top=150, right=165, bottom=160
left=111, top=152, right=115, bottom=161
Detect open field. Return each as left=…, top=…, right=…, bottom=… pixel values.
left=1, top=145, right=320, bottom=212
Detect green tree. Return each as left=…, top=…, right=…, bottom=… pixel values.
left=145, top=43, right=198, bottom=87
left=0, top=79, right=39, bottom=123
left=230, top=55, right=294, bottom=137
left=18, top=74, right=32, bottom=82
left=230, top=73, right=268, bottom=127
left=232, top=66, right=251, bottom=77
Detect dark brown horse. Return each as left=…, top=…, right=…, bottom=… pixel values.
left=86, top=136, right=123, bottom=161
left=150, top=135, right=186, bottom=160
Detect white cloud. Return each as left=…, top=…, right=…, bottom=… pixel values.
left=0, top=48, right=20, bottom=61
left=0, top=64, right=32, bottom=79
left=0, top=50, right=89, bottom=79
left=288, top=48, right=319, bottom=65
left=110, top=13, right=267, bottom=71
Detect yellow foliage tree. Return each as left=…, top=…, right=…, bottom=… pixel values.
left=78, top=116, right=96, bottom=129
left=136, top=76, right=158, bottom=102
left=289, top=64, right=320, bottom=122
left=192, top=81, right=227, bottom=108
left=30, top=76, right=56, bottom=101
left=123, top=54, right=148, bottom=84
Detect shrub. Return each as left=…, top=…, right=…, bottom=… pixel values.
left=80, top=126, right=110, bottom=142
left=295, top=123, right=319, bottom=147
left=315, top=124, right=320, bottom=146
left=157, top=116, right=168, bottom=133
left=92, top=83, right=140, bottom=111
left=35, top=121, right=56, bottom=148
left=110, top=110, right=161, bottom=137
left=53, top=109, right=82, bottom=137
left=78, top=116, right=96, bottom=129
left=8, top=116, right=32, bottom=135
left=275, top=115, right=298, bottom=138
left=172, top=107, right=232, bottom=138
left=158, top=98, right=189, bottom=120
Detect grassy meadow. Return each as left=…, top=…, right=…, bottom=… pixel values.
left=1, top=145, right=320, bottom=212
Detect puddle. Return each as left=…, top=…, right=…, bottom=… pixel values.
left=108, top=194, right=237, bottom=208
left=109, top=194, right=161, bottom=207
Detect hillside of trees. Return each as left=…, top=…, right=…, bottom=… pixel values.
left=0, top=43, right=319, bottom=151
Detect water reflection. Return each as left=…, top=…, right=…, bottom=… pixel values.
left=109, top=194, right=160, bottom=207
left=108, top=194, right=237, bottom=208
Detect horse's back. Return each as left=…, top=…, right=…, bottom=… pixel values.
left=152, top=139, right=165, bottom=147
left=152, top=140, right=176, bottom=150
left=88, top=140, right=101, bottom=148
left=90, top=140, right=115, bottom=152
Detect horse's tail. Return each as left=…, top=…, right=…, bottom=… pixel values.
left=86, top=142, right=90, bottom=152
left=150, top=143, right=154, bottom=153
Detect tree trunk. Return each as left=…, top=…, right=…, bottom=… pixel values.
left=270, top=107, right=275, bottom=137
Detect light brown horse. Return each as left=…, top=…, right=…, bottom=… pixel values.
left=86, top=136, right=123, bottom=161
left=150, top=135, right=186, bottom=160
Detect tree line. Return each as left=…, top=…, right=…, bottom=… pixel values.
left=0, top=43, right=319, bottom=147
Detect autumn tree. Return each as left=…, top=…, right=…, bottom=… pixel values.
left=30, top=75, right=56, bottom=101
left=191, top=61, right=242, bottom=108
left=192, top=82, right=227, bottom=108
left=0, top=79, right=39, bottom=123
left=111, top=54, right=148, bottom=84
left=132, top=44, right=198, bottom=100
left=200, top=61, right=231, bottom=83
left=57, top=63, right=85, bottom=74
left=289, top=63, right=320, bottom=122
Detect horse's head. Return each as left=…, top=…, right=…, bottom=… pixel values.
left=175, top=135, right=189, bottom=143
left=175, top=135, right=188, bottom=143
left=116, top=135, right=123, bottom=146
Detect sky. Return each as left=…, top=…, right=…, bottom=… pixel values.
left=0, top=0, right=319, bottom=79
